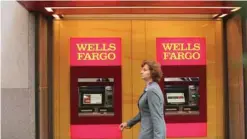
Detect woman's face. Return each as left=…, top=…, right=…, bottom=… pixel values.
left=140, top=64, right=151, bottom=81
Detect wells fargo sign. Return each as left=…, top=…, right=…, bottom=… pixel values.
left=156, top=38, right=206, bottom=65
left=70, top=38, right=121, bottom=66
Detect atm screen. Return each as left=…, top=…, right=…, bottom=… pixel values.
left=164, top=85, right=188, bottom=105
left=167, top=92, right=185, bottom=104
left=79, top=86, right=105, bottom=107
left=83, top=93, right=103, bottom=105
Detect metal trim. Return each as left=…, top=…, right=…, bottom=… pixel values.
left=240, top=6, right=247, bottom=139
left=222, top=14, right=230, bottom=139
left=34, top=12, right=40, bottom=139
left=47, top=16, right=54, bottom=139
left=61, top=14, right=219, bottom=20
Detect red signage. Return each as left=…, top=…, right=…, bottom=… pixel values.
left=70, top=38, right=121, bottom=66
left=156, top=38, right=206, bottom=65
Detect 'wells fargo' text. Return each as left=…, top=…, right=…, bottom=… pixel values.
left=162, top=43, right=201, bottom=60
left=76, top=43, right=117, bottom=60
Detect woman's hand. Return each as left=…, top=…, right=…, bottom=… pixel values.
left=119, top=122, right=128, bottom=131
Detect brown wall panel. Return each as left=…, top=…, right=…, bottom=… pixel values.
left=215, top=21, right=225, bottom=139
left=53, top=19, right=224, bottom=139
left=53, top=20, right=132, bottom=139
left=58, top=21, right=71, bottom=139
left=38, top=14, right=49, bottom=139
left=131, top=20, right=146, bottom=139
left=144, top=20, right=224, bottom=139
left=53, top=20, right=61, bottom=139
left=226, top=14, right=245, bottom=139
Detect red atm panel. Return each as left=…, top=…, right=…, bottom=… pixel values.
left=70, top=66, right=122, bottom=125
left=161, top=66, right=207, bottom=123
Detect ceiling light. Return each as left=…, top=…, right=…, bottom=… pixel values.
left=45, top=7, right=53, bottom=12
left=52, top=14, right=60, bottom=19
left=219, top=14, right=227, bottom=18
left=48, top=6, right=241, bottom=9
left=212, top=14, right=219, bottom=18
left=231, top=7, right=241, bottom=12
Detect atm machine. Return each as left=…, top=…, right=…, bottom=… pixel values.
left=161, top=66, right=206, bottom=123
left=70, top=66, right=122, bottom=124
left=158, top=66, right=207, bottom=138
left=164, top=77, right=200, bottom=116
left=78, top=78, right=114, bottom=116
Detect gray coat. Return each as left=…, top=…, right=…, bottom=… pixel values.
left=127, top=82, right=166, bottom=139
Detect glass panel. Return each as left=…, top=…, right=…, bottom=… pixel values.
left=164, top=77, right=200, bottom=115
left=78, top=78, right=114, bottom=116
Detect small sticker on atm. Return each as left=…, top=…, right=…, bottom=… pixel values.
left=184, top=108, right=191, bottom=111
left=99, top=109, right=107, bottom=112
left=81, top=109, right=93, bottom=112
left=166, top=108, right=177, bottom=111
